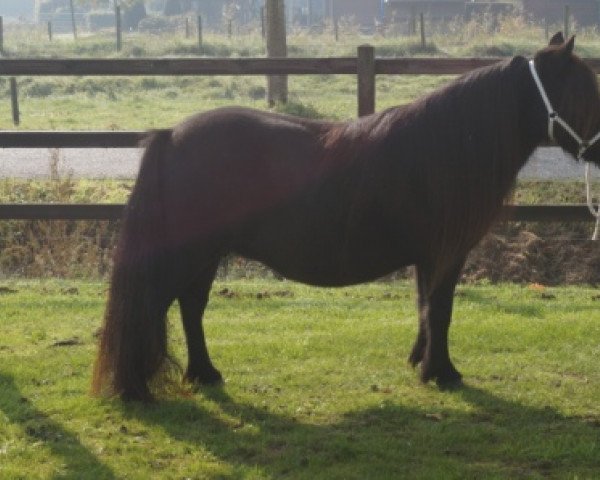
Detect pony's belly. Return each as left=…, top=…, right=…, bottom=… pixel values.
left=231, top=206, right=420, bottom=287
left=272, top=264, right=409, bottom=288
left=234, top=242, right=415, bottom=287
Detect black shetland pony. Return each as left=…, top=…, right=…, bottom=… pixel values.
left=93, top=34, right=600, bottom=402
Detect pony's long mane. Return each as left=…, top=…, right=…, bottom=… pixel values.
left=325, top=57, right=529, bottom=287
left=409, top=59, right=527, bottom=279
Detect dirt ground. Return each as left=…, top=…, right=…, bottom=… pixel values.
left=463, top=224, right=600, bottom=285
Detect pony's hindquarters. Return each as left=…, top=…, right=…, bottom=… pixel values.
left=92, top=130, right=176, bottom=402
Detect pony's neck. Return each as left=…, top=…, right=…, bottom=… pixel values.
left=424, top=56, right=544, bottom=194
left=387, top=57, right=547, bottom=257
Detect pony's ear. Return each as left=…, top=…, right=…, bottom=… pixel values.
left=563, top=35, right=575, bottom=54
left=548, top=31, right=565, bottom=46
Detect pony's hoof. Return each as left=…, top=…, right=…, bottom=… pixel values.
left=185, top=368, right=224, bottom=390
left=202, top=374, right=224, bottom=386
left=408, top=350, right=424, bottom=368
left=436, top=376, right=464, bottom=391
left=420, top=360, right=462, bottom=389
left=120, top=389, right=155, bottom=403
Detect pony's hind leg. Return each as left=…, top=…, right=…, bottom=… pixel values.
left=179, top=260, right=223, bottom=388
left=412, top=261, right=465, bottom=389
left=408, top=269, right=428, bottom=367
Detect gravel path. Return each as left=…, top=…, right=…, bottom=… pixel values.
left=0, top=146, right=595, bottom=180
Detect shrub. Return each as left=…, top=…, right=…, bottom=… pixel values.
left=138, top=15, right=183, bottom=34
left=25, top=81, right=55, bottom=98
left=273, top=101, right=325, bottom=119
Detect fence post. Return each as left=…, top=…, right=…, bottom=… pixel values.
left=357, top=45, right=375, bottom=117
left=0, top=17, right=3, bottom=55
left=10, top=78, right=19, bottom=126
left=261, top=6, right=265, bottom=38
left=266, top=0, right=288, bottom=106
left=564, top=5, right=570, bottom=39
left=116, top=5, right=122, bottom=52
left=419, top=13, right=425, bottom=48
left=197, top=15, right=203, bottom=52
left=185, top=17, right=190, bottom=38
left=69, top=0, right=77, bottom=39
left=334, top=17, right=339, bottom=41
left=48, top=21, right=53, bottom=41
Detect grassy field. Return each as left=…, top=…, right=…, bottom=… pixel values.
left=0, top=72, right=453, bottom=129
left=0, top=23, right=447, bottom=129
left=0, top=19, right=599, bottom=479
left=3, top=16, right=600, bottom=129
left=0, top=279, right=599, bottom=479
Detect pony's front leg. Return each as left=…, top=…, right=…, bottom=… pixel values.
left=412, top=261, right=465, bottom=389
left=179, top=263, right=223, bottom=388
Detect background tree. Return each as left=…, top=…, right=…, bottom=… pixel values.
left=69, top=0, right=77, bottom=38
left=120, top=0, right=147, bottom=29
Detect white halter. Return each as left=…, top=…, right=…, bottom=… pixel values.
left=528, top=59, right=600, bottom=240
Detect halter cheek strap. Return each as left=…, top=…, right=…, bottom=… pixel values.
left=528, top=60, right=600, bottom=155
left=528, top=59, right=600, bottom=240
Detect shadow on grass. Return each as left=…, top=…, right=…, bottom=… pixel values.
left=0, top=373, right=116, bottom=479
left=120, top=383, right=600, bottom=479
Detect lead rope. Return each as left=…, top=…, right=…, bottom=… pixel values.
left=585, top=163, right=600, bottom=240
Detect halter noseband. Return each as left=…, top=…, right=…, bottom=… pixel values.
left=528, top=59, right=600, bottom=240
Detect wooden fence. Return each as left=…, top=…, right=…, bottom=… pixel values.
left=1, top=46, right=599, bottom=222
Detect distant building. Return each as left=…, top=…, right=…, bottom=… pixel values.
left=464, top=2, right=516, bottom=22
left=331, top=0, right=385, bottom=27
left=521, top=0, right=600, bottom=27
left=385, top=0, right=465, bottom=24
left=190, top=0, right=262, bottom=28
left=285, top=0, right=385, bottom=29
left=35, top=0, right=91, bottom=32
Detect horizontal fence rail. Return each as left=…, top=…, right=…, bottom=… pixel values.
left=2, top=57, right=600, bottom=76
left=0, top=204, right=593, bottom=223
left=505, top=205, right=595, bottom=223
left=0, top=131, right=143, bottom=148
left=2, top=51, right=599, bottom=224
left=0, top=58, right=360, bottom=76
left=0, top=204, right=124, bottom=220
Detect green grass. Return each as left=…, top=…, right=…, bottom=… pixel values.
left=0, top=279, right=599, bottom=479
left=1, top=21, right=599, bottom=477
left=0, top=76, right=348, bottom=129
left=0, top=73, right=454, bottom=129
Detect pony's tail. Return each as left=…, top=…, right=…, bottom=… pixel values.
left=92, top=129, right=175, bottom=402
